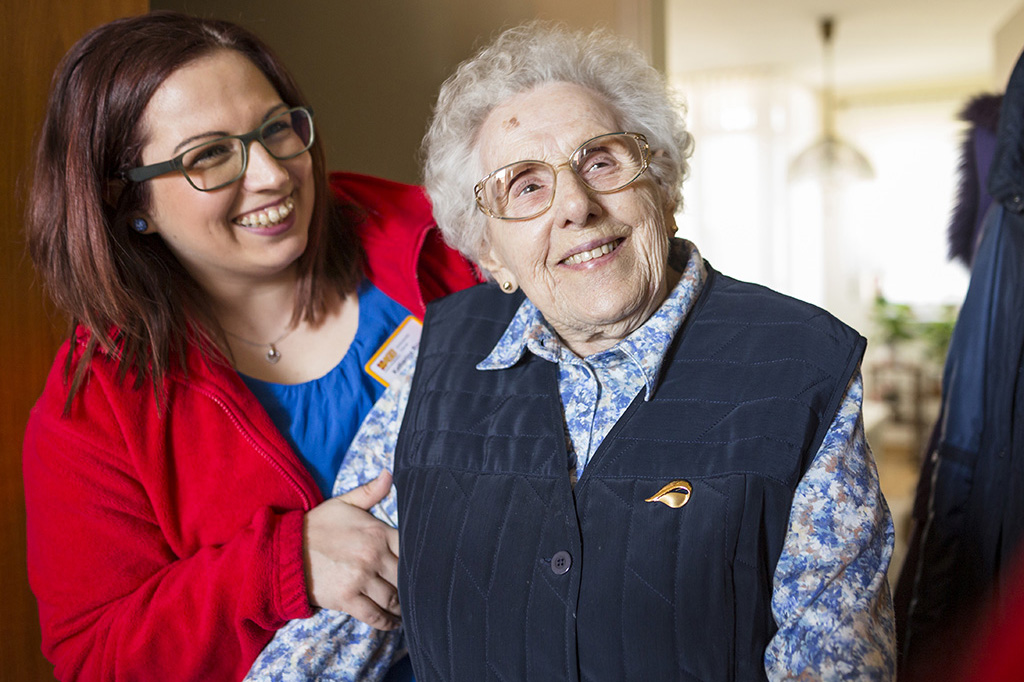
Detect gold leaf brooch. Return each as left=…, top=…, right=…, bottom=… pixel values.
left=645, top=480, right=693, bottom=508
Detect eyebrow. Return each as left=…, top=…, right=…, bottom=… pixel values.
left=170, top=103, right=290, bottom=155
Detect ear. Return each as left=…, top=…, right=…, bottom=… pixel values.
left=477, top=246, right=510, bottom=284
left=473, top=227, right=507, bottom=280
left=662, top=205, right=679, bottom=238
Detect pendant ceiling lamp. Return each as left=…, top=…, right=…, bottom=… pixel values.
left=788, top=17, right=874, bottom=182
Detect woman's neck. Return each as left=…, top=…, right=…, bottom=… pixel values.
left=209, top=271, right=359, bottom=385
left=211, top=277, right=300, bottom=347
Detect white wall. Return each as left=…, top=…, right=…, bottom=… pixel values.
left=996, top=3, right=1024, bottom=87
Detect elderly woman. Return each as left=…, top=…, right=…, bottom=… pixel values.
left=259, top=21, right=896, bottom=681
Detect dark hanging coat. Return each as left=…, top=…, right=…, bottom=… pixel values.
left=897, top=50, right=1024, bottom=676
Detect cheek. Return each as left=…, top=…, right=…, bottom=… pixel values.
left=146, top=181, right=189, bottom=226
left=628, top=193, right=672, bottom=251
left=486, top=224, right=544, bottom=278
left=519, top=237, right=559, bottom=285
left=148, top=181, right=232, bottom=236
left=292, top=155, right=314, bottom=186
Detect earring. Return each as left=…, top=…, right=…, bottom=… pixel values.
left=131, top=217, right=148, bottom=233
left=501, top=281, right=514, bottom=293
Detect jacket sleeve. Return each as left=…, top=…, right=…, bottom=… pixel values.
left=23, top=352, right=315, bottom=682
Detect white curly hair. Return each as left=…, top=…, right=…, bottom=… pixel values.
left=422, top=20, right=694, bottom=268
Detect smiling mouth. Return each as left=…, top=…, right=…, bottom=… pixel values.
left=561, top=238, right=624, bottom=265
left=235, top=196, right=295, bottom=228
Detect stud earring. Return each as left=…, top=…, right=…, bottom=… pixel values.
left=131, top=217, right=149, bottom=233
left=501, top=281, right=514, bottom=293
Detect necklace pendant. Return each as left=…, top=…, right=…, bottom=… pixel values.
left=266, top=344, right=282, bottom=364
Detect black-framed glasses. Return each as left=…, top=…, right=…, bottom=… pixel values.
left=474, top=132, right=651, bottom=221
left=124, top=106, right=315, bottom=192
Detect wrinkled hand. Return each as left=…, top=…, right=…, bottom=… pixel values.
left=303, top=471, right=400, bottom=630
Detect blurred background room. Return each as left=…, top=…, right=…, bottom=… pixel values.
left=4, top=0, right=1024, bottom=678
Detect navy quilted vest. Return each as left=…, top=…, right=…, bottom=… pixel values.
left=395, top=267, right=865, bottom=682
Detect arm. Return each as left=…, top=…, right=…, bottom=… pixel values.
left=23, top=405, right=312, bottom=682
left=764, top=371, right=897, bottom=681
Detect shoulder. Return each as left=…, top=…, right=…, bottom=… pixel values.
left=24, top=334, right=141, bottom=469
left=418, top=284, right=521, bottom=359
left=331, top=172, right=482, bottom=318
left=708, top=268, right=832, bottom=320
left=704, top=267, right=863, bottom=345
left=27, top=327, right=236, bottom=433
left=425, top=283, right=518, bottom=323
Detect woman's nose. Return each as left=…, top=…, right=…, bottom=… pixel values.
left=242, top=142, right=290, bottom=190
left=550, top=166, right=602, bottom=228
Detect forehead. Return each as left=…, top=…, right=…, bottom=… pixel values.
left=140, top=50, right=281, bottom=153
left=477, top=82, right=621, bottom=168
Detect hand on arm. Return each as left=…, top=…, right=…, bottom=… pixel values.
left=246, top=377, right=415, bottom=681
left=304, top=471, right=401, bottom=630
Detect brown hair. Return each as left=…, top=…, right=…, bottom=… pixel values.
left=26, top=11, right=362, bottom=406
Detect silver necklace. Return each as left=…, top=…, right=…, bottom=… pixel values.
left=225, top=324, right=297, bottom=364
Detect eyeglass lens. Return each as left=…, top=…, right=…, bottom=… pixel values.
left=181, top=108, right=313, bottom=190
left=480, top=133, right=646, bottom=220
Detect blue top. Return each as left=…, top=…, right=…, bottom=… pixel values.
left=242, top=280, right=414, bottom=498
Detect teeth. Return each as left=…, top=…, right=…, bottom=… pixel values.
left=238, top=197, right=294, bottom=228
left=563, top=240, right=619, bottom=265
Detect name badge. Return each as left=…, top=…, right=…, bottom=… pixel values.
left=365, top=316, right=422, bottom=387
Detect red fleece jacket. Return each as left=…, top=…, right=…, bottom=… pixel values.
left=22, top=172, right=479, bottom=681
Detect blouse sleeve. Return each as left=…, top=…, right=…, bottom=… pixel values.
left=332, top=363, right=415, bottom=520
left=764, top=370, right=897, bottom=680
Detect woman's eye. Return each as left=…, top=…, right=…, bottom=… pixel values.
left=579, top=152, right=617, bottom=176
left=513, top=180, right=542, bottom=197
left=510, top=175, right=548, bottom=199
left=262, top=120, right=292, bottom=139
left=187, top=143, right=234, bottom=168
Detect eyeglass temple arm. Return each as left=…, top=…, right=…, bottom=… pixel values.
left=124, top=158, right=182, bottom=183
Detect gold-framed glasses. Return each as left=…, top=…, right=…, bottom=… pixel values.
left=474, top=131, right=650, bottom=221
left=124, top=106, right=314, bottom=192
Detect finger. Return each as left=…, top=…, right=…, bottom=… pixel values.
left=385, top=524, right=400, bottom=557
left=337, top=470, right=393, bottom=511
left=362, top=574, right=402, bottom=618
left=376, top=529, right=400, bottom=586
left=345, top=593, right=401, bottom=631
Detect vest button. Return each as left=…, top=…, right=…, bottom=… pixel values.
left=550, top=550, right=572, bottom=575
